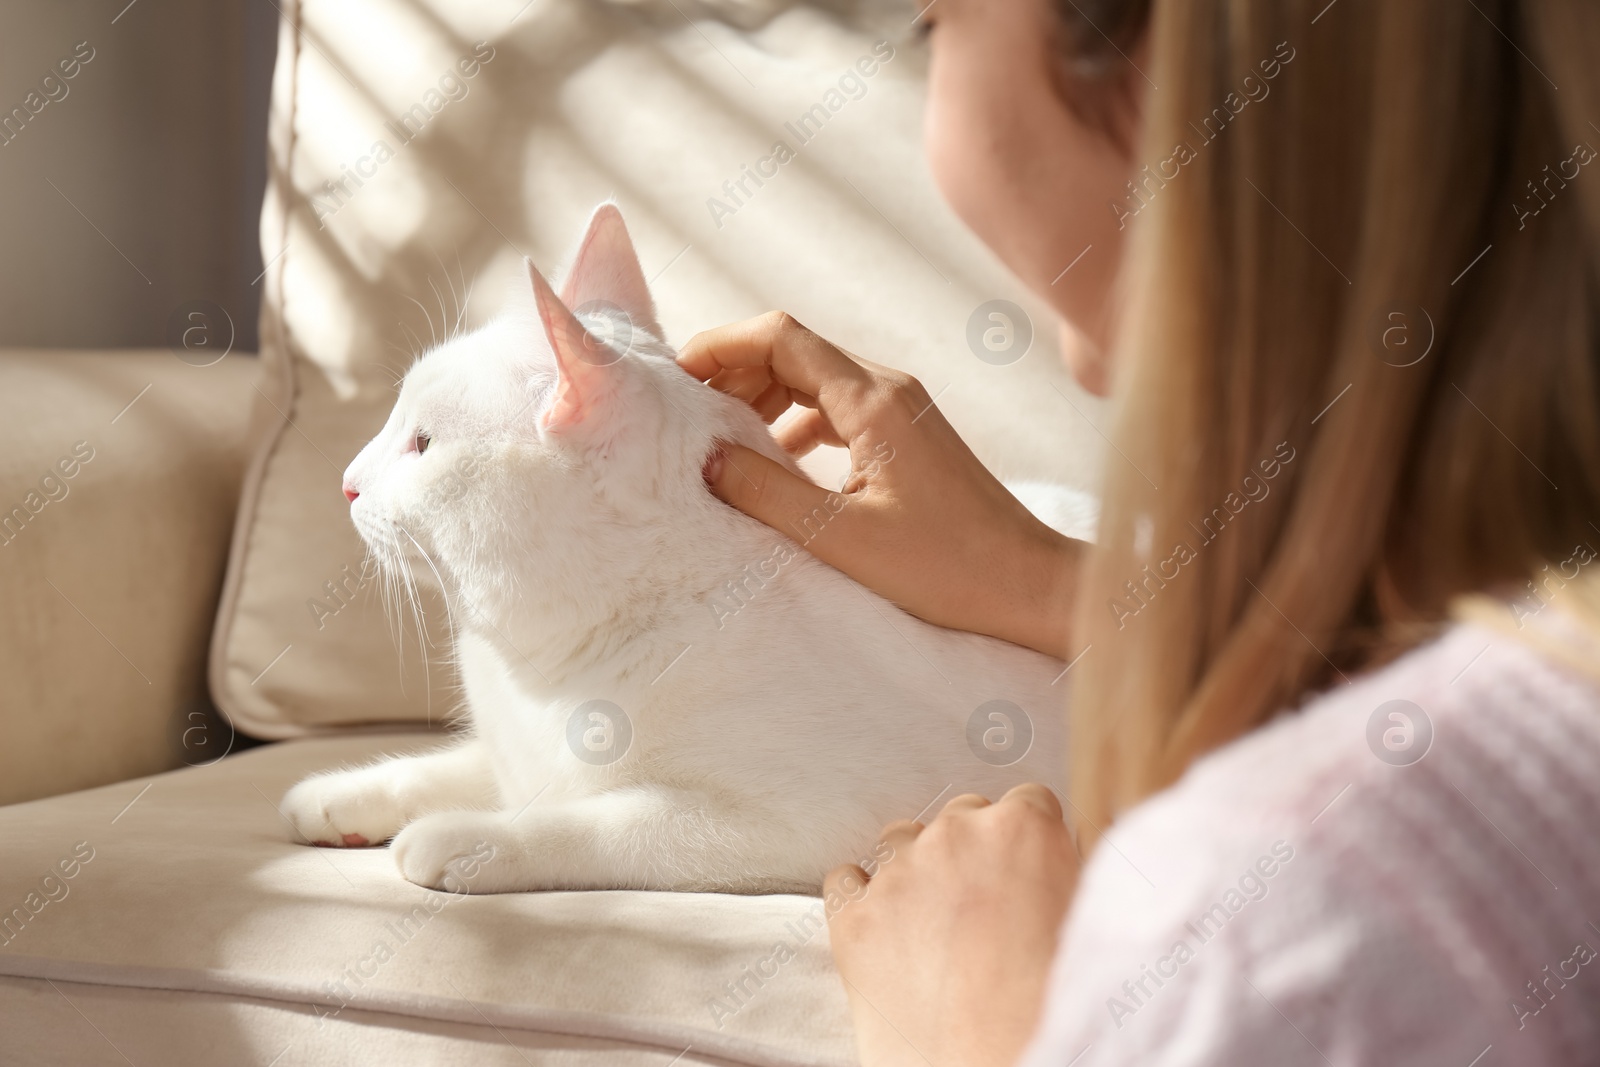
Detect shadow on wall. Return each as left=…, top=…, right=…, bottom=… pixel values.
left=0, top=0, right=277, bottom=352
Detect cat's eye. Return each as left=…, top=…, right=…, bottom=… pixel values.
left=413, top=432, right=431, bottom=454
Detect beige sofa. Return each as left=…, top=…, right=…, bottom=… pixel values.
left=0, top=1, right=1101, bottom=1063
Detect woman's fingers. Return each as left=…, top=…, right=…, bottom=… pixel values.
left=684, top=315, right=1081, bottom=661
left=824, top=863, right=871, bottom=900
left=750, top=380, right=796, bottom=424
left=775, top=408, right=844, bottom=455
left=941, top=793, right=993, bottom=816
left=706, top=444, right=848, bottom=546
left=999, top=783, right=1065, bottom=822
left=679, top=312, right=873, bottom=413
left=878, top=819, right=925, bottom=853
left=707, top=366, right=776, bottom=405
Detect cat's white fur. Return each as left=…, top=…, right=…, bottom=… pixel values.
left=281, top=204, right=1095, bottom=893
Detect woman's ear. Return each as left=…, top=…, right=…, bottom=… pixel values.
left=527, top=258, right=616, bottom=432
left=559, top=203, right=662, bottom=338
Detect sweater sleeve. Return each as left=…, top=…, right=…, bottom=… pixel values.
left=1017, top=831, right=1486, bottom=1067
left=1018, top=625, right=1600, bottom=1067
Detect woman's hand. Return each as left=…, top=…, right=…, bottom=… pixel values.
left=677, top=312, right=1081, bottom=660
left=826, top=785, right=1081, bottom=1067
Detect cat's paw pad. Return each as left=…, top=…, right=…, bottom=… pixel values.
left=281, top=772, right=405, bottom=847
left=391, top=811, right=513, bottom=892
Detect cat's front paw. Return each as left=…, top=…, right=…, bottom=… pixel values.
left=281, top=770, right=407, bottom=847
left=391, top=811, right=523, bottom=892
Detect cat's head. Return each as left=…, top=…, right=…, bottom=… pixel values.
left=343, top=204, right=784, bottom=636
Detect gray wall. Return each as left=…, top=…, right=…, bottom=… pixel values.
left=0, top=0, right=277, bottom=351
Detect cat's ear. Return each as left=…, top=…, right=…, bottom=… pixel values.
left=527, top=258, right=614, bottom=433
left=559, top=203, right=661, bottom=338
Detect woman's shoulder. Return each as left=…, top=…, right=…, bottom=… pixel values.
left=1024, top=620, right=1600, bottom=1066
left=1153, top=617, right=1600, bottom=826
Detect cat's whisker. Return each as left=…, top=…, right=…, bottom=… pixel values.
left=393, top=538, right=432, bottom=702
left=397, top=320, right=426, bottom=362
left=394, top=533, right=443, bottom=707
left=369, top=528, right=422, bottom=690
left=397, top=524, right=459, bottom=652
left=367, top=542, right=409, bottom=676
left=374, top=536, right=410, bottom=672
left=433, top=251, right=464, bottom=344
left=453, top=249, right=472, bottom=339
left=366, top=357, right=408, bottom=391
left=427, top=275, right=450, bottom=349
left=405, top=294, right=439, bottom=349
left=457, top=278, right=476, bottom=341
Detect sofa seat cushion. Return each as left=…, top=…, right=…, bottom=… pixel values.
left=0, top=735, right=854, bottom=1066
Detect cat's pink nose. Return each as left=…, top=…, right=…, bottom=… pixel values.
left=343, top=483, right=359, bottom=503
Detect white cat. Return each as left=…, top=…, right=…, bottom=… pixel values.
left=281, top=204, right=1093, bottom=893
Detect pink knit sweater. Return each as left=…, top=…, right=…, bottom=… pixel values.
left=1020, top=618, right=1600, bottom=1066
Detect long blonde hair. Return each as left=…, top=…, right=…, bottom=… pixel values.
left=1069, top=0, right=1600, bottom=843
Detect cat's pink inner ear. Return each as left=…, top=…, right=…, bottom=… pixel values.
left=559, top=204, right=661, bottom=337
left=527, top=259, right=610, bottom=432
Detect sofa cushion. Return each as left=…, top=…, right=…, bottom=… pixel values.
left=0, top=734, right=855, bottom=1066
left=214, top=0, right=1104, bottom=736
left=0, top=349, right=257, bottom=805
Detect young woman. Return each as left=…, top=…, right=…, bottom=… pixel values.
left=679, top=0, right=1600, bottom=1062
